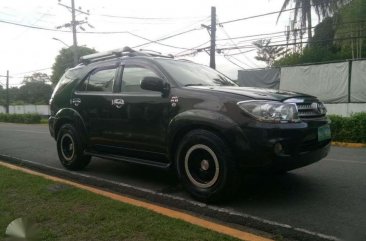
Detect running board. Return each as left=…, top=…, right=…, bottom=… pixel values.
left=84, top=151, right=171, bottom=169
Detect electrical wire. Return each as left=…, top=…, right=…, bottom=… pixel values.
left=217, top=19, right=260, bottom=68
left=215, top=7, right=298, bottom=26
left=174, top=40, right=211, bottom=56
left=13, top=67, right=52, bottom=76
left=222, top=55, right=246, bottom=69
left=93, top=13, right=206, bottom=21
left=133, top=28, right=203, bottom=49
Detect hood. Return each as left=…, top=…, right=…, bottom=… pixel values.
left=186, top=86, right=315, bottom=101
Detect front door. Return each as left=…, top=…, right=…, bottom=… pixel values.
left=104, top=62, right=171, bottom=162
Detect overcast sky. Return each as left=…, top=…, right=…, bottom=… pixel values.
left=0, top=0, right=294, bottom=86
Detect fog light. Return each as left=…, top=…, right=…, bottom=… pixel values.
left=274, top=143, right=283, bottom=155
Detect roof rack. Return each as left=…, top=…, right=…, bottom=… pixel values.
left=79, top=46, right=173, bottom=64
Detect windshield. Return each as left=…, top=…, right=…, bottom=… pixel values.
left=156, top=59, right=237, bottom=87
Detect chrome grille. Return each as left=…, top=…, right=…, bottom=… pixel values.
left=296, top=102, right=326, bottom=119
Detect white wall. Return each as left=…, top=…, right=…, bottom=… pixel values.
left=0, top=105, right=50, bottom=115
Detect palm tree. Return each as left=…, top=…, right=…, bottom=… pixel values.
left=277, top=0, right=350, bottom=41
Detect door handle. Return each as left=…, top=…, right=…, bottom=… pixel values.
left=71, top=98, right=81, bottom=106
left=112, top=99, right=124, bottom=109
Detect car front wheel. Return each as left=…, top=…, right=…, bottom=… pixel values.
left=176, top=129, right=240, bottom=202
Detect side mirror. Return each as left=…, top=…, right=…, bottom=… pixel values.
left=141, top=77, right=169, bottom=94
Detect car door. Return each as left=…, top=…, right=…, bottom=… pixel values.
left=104, top=61, right=171, bottom=162
left=72, top=63, right=120, bottom=148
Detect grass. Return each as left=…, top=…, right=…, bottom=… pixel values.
left=40, top=118, right=48, bottom=124
left=0, top=165, right=240, bottom=241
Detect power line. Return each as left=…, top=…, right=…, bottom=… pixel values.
left=0, top=19, right=70, bottom=32
left=132, top=16, right=210, bottom=49
left=174, top=40, right=211, bottom=56
left=94, top=13, right=206, bottom=21
left=217, top=20, right=259, bottom=68
left=215, top=7, right=297, bottom=26
left=222, top=55, right=246, bottom=69
left=13, top=67, right=52, bottom=76
left=216, top=19, right=366, bottom=42
left=127, top=32, right=194, bottom=50
left=223, top=49, right=256, bottom=56
left=216, top=35, right=366, bottom=51
left=133, top=28, right=203, bottom=48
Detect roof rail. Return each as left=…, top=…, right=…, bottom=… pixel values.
left=80, top=46, right=135, bottom=64
left=138, top=49, right=174, bottom=58
left=80, top=46, right=173, bottom=64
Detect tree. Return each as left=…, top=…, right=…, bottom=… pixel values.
left=277, top=0, right=349, bottom=40
left=23, top=72, right=51, bottom=84
left=335, top=0, right=366, bottom=58
left=15, top=72, right=53, bottom=104
left=51, top=46, right=96, bottom=85
left=253, top=39, right=289, bottom=67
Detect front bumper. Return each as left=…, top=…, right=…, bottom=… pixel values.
left=48, top=116, right=56, bottom=138
left=234, top=119, right=331, bottom=172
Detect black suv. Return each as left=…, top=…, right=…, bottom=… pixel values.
left=49, top=47, right=331, bottom=202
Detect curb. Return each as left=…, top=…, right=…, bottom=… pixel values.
left=0, top=154, right=342, bottom=241
left=331, top=142, right=366, bottom=148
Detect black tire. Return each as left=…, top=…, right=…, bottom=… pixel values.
left=57, top=124, right=91, bottom=171
left=175, top=129, right=240, bottom=203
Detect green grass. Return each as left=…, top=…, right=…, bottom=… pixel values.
left=0, top=165, right=240, bottom=241
left=40, top=118, right=49, bottom=124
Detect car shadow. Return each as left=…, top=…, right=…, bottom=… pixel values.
left=83, top=157, right=323, bottom=205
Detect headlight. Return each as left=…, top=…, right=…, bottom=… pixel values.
left=237, top=100, right=300, bottom=123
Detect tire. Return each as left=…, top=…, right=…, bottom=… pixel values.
left=175, top=129, right=240, bottom=203
left=57, top=124, right=91, bottom=171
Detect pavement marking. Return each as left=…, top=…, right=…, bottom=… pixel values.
left=0, top=129, right=48, bottom=134
left=0, top=161, right=273, bottom=241
left=324, top=158, right=366, bottom=165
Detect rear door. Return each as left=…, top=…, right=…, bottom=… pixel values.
left=72, top=63, right=120, bottom=147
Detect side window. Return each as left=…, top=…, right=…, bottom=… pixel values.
left=122, top=66, right=160, bottom=93
left=81, top=67, right=116, bottom=92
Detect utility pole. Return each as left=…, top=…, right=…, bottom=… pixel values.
left=71, top=0, right=78, bottom=66
left=6, top=70, right=9, bottom=114
left=202, top=7, right=216, bottom=69
left=57, top=0, right=92, bottom=66
left=210, top=6, right=216, bottom=69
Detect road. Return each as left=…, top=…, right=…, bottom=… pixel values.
left=0, top=122, right=365, bottom=241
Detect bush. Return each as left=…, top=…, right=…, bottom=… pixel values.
left=329, top=112, right=366, bottom=143
left=0, top=113, right=41, bottom=124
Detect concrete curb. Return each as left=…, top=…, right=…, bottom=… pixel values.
left=332, top=142, right=366, bottom=148
left=0, top=154, right=342, bottom=241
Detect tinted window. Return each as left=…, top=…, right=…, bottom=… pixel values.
left=82, top=68, right=116, bottom=92
left=122, top=66, right=159, bottom=92
left=156, top=59, right=237, bottom=87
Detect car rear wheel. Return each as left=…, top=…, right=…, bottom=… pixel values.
left=176, top=129, right=240, bottom=203
left=57, top=124, right=91, bottom=170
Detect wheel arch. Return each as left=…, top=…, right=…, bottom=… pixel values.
left=167, top=110, right=244, bottom=162
left=53, top=108, right=88, bottom=142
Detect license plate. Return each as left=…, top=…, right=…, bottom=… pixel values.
left=318, top=124, right=331, bottom=142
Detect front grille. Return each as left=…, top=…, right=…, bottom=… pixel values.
left=296, top=102, right=326, bottom=119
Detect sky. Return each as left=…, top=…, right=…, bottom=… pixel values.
left=0, top=0, right=294, bottom=87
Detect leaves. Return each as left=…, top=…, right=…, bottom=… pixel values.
left=277, top=0, right=349, bottom=39
left=51, top=46, right=96, bottom=85
left=253, top=39, right=289, bottom=66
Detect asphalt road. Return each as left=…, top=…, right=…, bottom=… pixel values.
left=0, top=122, right=365, bottom=241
